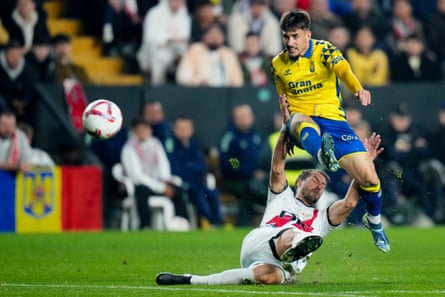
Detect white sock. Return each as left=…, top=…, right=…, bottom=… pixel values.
left=190, top=268, right=255, bottom=285
left=367, top=214, right=381, bottom=226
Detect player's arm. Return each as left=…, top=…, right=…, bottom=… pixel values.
left=269, top=95, right=292, bottom=193
left=271, top=64, right=287, bottom=97
left=327, top=133, right=383, bottom=225
left=332, top=59, right=371, bottom=106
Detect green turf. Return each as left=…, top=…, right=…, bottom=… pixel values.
left=0, top=227, right=444, bottom=297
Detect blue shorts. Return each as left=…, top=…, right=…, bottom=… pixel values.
left=288, top=116, right=366, bottom=161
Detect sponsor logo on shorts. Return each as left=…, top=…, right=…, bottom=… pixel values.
left=341, top=134, right=360, bottom=141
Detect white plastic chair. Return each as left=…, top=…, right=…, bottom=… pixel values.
left=111, top=163, right=139, bottom=231
left=111, top=163, right=191, bottom=231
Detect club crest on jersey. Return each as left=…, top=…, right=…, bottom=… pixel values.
left=284, top=69, right=292, bottom=76
left=22, top=169, right=55, bottom=219
left=310, top=61, right=315, bottom=72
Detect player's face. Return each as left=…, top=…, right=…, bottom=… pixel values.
left=282, top=28, right=311, bottom=58
left=297, top=172, right=327, bottom=205
left=0, top=115, right=16, bottom=138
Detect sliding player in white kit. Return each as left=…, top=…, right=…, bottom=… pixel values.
left=156, top=97, right=384, bottom=285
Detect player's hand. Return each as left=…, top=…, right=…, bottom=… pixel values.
left=284, top=134, right=295, bottom=156
left=163, top=184, right=176, bottom=198
left=364, top=132, right=384, bottom=161
left=355, top=89, right=371, bottom=106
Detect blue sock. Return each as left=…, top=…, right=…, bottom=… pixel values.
left=359, top=187, right=382, bottom=217
left=299, top=126, right=321, bottom=159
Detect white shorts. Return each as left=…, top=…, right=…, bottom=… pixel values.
left=240, top=226, right=292, bottom=281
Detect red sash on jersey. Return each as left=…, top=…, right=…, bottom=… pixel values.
left=265, top=209, right=319, bottom=232
left=7, top=132, right=19, bottom=164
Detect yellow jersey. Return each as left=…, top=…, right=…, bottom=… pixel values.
left=271, top=39, right=363, bottom=121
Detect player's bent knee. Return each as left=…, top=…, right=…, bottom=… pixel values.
left=256, top=270, right=283, bottom=284
left=253, top=264, right=284, bottom=284
left=355, top=172, right=379, bottom=189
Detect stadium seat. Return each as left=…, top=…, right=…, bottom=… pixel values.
left=111, top=163, right=194, bottom=231
left=111, top=163, right=139, bottom=231
left=71, top=36, right=102, bottom=57
left=148, top=196, right=176, bottom=231
left=43, top=1, right=62, bottom=19
left=0, top=21, right=8, bottom=44
left=47, top=19, right=82, bottom=36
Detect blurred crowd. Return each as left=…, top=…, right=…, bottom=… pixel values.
left=67, top=0, right=445, bottom=86
left=1, top=0, right=445, bottom=230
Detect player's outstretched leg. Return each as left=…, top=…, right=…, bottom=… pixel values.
left=362, top=213, right=390, bottom=253
left=156, top=273, right=191, bottom=285
left=360, top=184, right=390, bottom=252
left=280, top=235, right=323, bottom=263
left=319, top=133, right=339, bottom=172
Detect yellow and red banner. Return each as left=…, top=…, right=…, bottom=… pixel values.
left=0, top=166, right=102, bottom=233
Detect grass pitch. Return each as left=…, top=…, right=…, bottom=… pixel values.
left=0, top=227, right=444, bottom=297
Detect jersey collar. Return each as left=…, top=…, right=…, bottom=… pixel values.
left=302, top=39, right=314, bottom=58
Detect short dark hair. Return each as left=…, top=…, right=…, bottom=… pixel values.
left=296, top=169, right=330, bottom=185
left=5, top=39, right=24, bottom=50
left=51, top=33, right=71, bottom=45
left=0, top=110, right=16, bottom=118
left=280, top=10, right=311, bottom=32
left=130, top=116, right=151, bottom=128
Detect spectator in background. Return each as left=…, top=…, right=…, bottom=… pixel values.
left=190, top=0, right=221, bottom=43
left=227, top=0, right=281, bottom=57
left=309, top=0, right=343, bottom=40
left=380, top=103, right=435, bottom=225
left=270, top=0, right=297, bottom=19
left=386, top=0, right=424, bottom=55
left=52, top=34, right=91, bottom=84
left=0, top=40, right=35, bottom=124
left=423, top=102, right=445, bottom=223
left=137, top=0, right=190, bottom=85
left=17, top=122, right=54, bottom=167
left=141, top=100, right=173, bottom=145
left=102, top=0, right=143, bottom=57
left=346, top=26, right=389, bottom=87
left=391, top=34, right=443, bottom=82
left=342, top=0, right=389, bottom=44
left=425, top=0, right=445, bottom=65
left=428, top=102, right=445, bottom=169
left=25, top=35, right=56, bottom=83
left=219, top=104, right=264, bottom=226
left=165, top=116, right=224, bottom=228
left=121, top=117, right=189, bottom=229
left=238, top=32, right=272, bottom=87
left=328, top=25, right=351, bottom=55
left=0, top=110, right=31, bottom=172
left=176, top=23, right=244, bottom=87
left=1, top=0, right=50, bottom=52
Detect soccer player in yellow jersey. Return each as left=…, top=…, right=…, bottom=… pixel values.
left=271, top=10, right=389, bottom=252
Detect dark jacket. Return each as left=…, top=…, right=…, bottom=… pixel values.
left=219, top=122, right=263, bottom=179
left=391, top=52, right=443, bottom=82
left=165, top=135, right=207, bottom=185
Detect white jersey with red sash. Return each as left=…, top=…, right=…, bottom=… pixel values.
left=240, top=185, right=337, bottom=279
left=259, top=186, right=334, bottom=237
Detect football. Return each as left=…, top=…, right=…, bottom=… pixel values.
left=82, top=99, right=123, bottom=140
